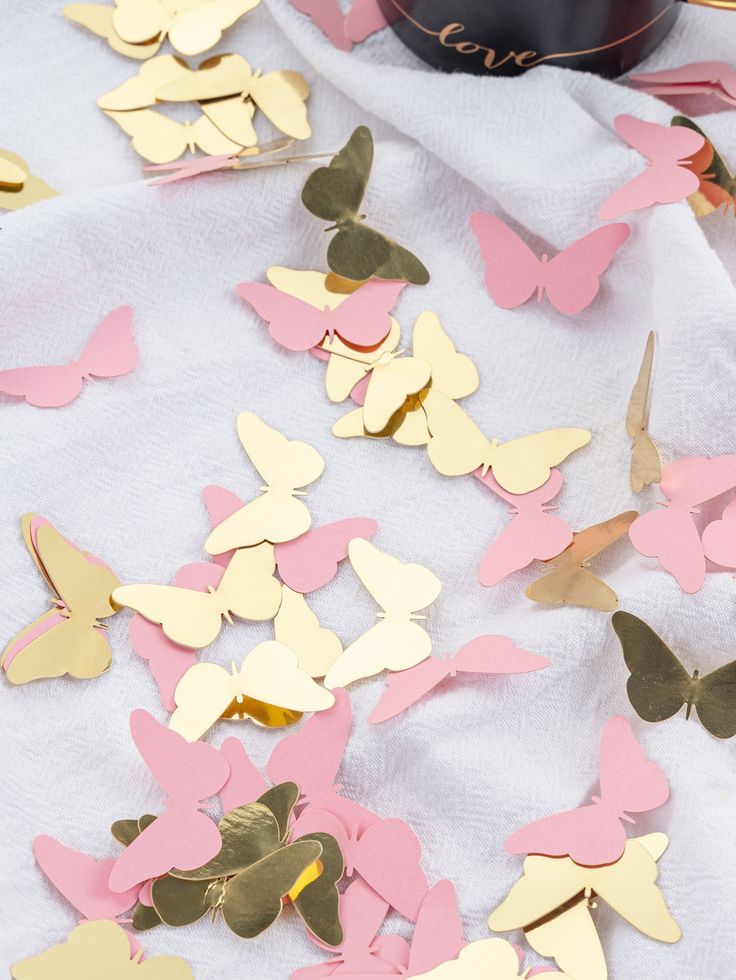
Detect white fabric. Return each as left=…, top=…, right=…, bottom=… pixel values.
left=2, top=2, right=736, bottom=977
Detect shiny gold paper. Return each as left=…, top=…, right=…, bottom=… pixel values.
left=301, top=126, right=430, bottom=285
left=410, top=937, right=569, bottom=979
left=0, top=150, right=57, bottom=210
left=64, top=4, right=164, bottom=58
left=489, top=834, right=679, bottom=980
left=168, top=639, right=334, bottom=740
left=612, top=610, right=736, bottom=738
left=11, top=919, right=193, bottom=979
left=626, top=331, right=661, bottom=493
left=274, top=586, right=343, bottom=677
left=525, top=511, right=637, bottom=611
left=112, top=542, right=281, bottom=648
left=2, top=516, right=120, bottom=683
left=104, top=107, right=247, bottom=162
left=674, top=115, right=736, bottom=217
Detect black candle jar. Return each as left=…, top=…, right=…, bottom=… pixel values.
left=378, top=0, right=734, bottom=78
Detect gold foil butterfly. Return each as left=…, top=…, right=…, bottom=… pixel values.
left=0, top=150, right=57, bottom=210
left=626, top=331, right=661, bottom=493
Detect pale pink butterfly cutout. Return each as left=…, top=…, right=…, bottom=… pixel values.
left=629, top=454, right=736, bottom=593
left=0, top=306, right=138, bottom=408
left=236, top=279, right=404, bottom=351
left=630, top=61, right=736, bottom=107
left=144, top=154, right=240, bottom=184
left=203, top=483, right=377, bottom=590
left=218, top=736, right=269, bottom=813
left=598, top=114, right=706, bottom=220
left=368, top=635, right=549, bottom=724
left=3, top=516, right=115, bottom=670
left=291, top=878, right=410, bottom=979
left=401, top=880, right=466, bottom=977
left=128, top=561, right=224, bottom=710
left=108, top=710, right=230, bottom=892
left=289, top=0, right=388, bottom=50
left=504, top=716, right=670, bottom=866
left=474, top=469, right=573, bottom=586
left=702, top=497, right=736, bottom=569
left=470, top=213, right=630, bottom=315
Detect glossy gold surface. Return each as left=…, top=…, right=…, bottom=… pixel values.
left=626, top=331, right=661, bottom=493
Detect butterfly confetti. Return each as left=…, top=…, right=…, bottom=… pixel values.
left=504, top=716, right=669, bottom=866
left=525, top=510, right=637, bottom=611
left=367, top=634, right=549, bottom=723
left=612, top=611, right=736, bottom=738
left=290, top=0, right=388, bottom=51
left=0, top=148, right=57, bottom=210
left=628, top=454, right=736, bottom=592
left=702, top=496, right=736, bottom=568
left=489, top=833, right=680, bottom=980
left=672, top=115, right=736, bottom=218
left=274, top=586, right=343, bottom=678
left=11, top=919, right=194, bottom=980
left=626, top=331, right=661, bottom=493
left=411, top=937, right=570, bottom=980
left=599, top=114, right=706, bottom=220
left=2, top=514, right=120, bottom=684
left=64, top=0, right=260, bottom=58
left=142, top=139, right=301, bottom=184
left=0, top=306, right=138, bottom=407
left=630, top=61, right=736, bottom=107
left=324, top=538, right=441, bottom=689
left=301, top=126, right=430, bottom=285
left=470, top=213, right=630, bottom=315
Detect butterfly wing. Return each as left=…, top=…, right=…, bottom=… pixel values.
left=424, top=389, right=493, bottom=477
left=249, top=70, right=311, bottom=140
left=504, top=801, right=627, bottom=866
left=274, top=586, right=343, bottom=677
left=97, top=54, right=191, bottom=111
left=354, top=818, right=428, bottom=921
left=219, top=737, right=269, bottom=810
left=702, top=498, right=736, bottom=568
left=321, top=320, right=401, bottom=403
left=469, top=213, right=541, bottom=309
left=169, top=661, right=234, bottom=741
left=0, top=364, right=84, bottom=407
left=344, top=0, right=388, bottom=41
left=167, top=0, right=260, bottom=55
left=77, top=306, right=139, bottom=379
left=362, top=357, right=432, bottom=433
left=218, top=543, right=282, bottom=621
left=275, top=517, right=378, bottom=594
left=236, top=283, right=335, bottom=351
left=113, top=583, right=223, bottom=648
left=524, top=896, right=607, bottom=980
left=405, top=879, right=464, bottom=974
left=367, top=658, right=451, bottom=723
left=291, top=831, right=344, bottom=946
left=479, top=512, right=573, bottom=586
left=302, top=125, right=371, bottom=223
left=199, top=95, right=258, bottom=146
left=33, top=836, right=140, bottom=919
left=290, top=0, right=353, bottom=50
left=103, top=109, right=189, bottom=163
left=349, top=537, right=442, bottom=615
left=3, top=615, right=112, bottom=684
left=629, top=506, right=706, bottom=593
left=543, top=224, right=630, bottom=314
left=237, top=640, right=335, bottom=715
left=64, top=4, right=163, bottom=58
left=526, top=565, right=620, bottom=612
left=597, top=715, right=669, bottom=818
left=237, top=410, right=325, bottom=491
left=33, top=521, right=119, bottom=619
left=453, top=634, right=549, bottom=675
left=411, top=310, right=479, bottom=399
left=611, top=611, right=690, bottom=722
left=693, top=660, right=736, bottom=738
left=626, top=331, right=654, bottom=441
left=490, top=429, right=591, bottom=495
left=331, top=280, right=404, bottom=347
left=631, top=430, right=662, bottom=494
left=151, top=874, right=213, bottom=927
left=373, top=236, right=430, bottom=286
left=328, top=222, right=391, bottom=283
left=325, top=620, right=433, bottom=689
left=0, top=149, right=27, bottom=187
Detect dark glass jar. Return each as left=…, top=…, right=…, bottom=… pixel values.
left=378, top=0, right=733, bottom=78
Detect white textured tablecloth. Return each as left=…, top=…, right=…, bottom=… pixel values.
left=2, top=2, right=736, bottom=977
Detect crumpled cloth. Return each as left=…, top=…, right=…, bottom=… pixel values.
left=1, top=1, right=735, bottom=977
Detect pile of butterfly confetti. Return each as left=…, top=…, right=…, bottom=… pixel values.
left=5, top=9, right=736, bottom=976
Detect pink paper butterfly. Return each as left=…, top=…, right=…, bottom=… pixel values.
left=108, top=710, right=230, bottom=892
left=0, top=306, right=138, bottom=408
left=203, top=483, right=377, bottom=591
left=236, top=279, right=404, bottom=352
left=599, top=115, right=706, bottom=220
left=289, top=0, right=388, bottom=50
left=402, top=880, right=466, bottom=977
left=504, top=716, right=669, bottom=866
left=129, top=562, right=224, bottom=710
left=629, top=454, right=736, bottom=593
left=702, top=497, right=736, bottom=569
left=470, top=213, right=630, bottom=315
left=368, top=635, right=549, bottom=724
left=144, top=154, right=240, bottom=184
left=292, top=878, right=410, bottom=979
left=474, top=469, right=573, bottom=586
left=630, top=61, right=736, bottom=107
left=34, top=836, right=141, bottom=920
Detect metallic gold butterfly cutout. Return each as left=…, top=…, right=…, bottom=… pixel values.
left=411, top=937, right=569, bottom=980
left=66, top=0, right=260, bottom=57
left=274, top=586, right=343, bottom=677
left=0, top=150, right=57, bottom=210
left=333, top=311, right=480, bottom=444
left=626, top=331, right=661, bottom=493
left=525, top=511, right=637, bottom=611
left=324, top=538, right=441, bottom=689
left=2, top=515, right=120, bottom=684
left=104, top=106, right=247, bottom=162
left=169, top=639, right=335, bottom=739
left=155, top=53, right=311, bottom=141
left=489, top=834, right=680, bottom=980
left=112, top=542, right=281, bottom=648
left=673, top=115, right=736, bottom=217
left=151, top=784, right=344, bottom=945
left=205, top=412, right=325, bottom=554
left=11, top=919, right=193, bottom=979
left=424, top=390, right=590, bottom=494
left=612, top=610, right=736, bottom=738
left=301, top=126, right=430, bottom=285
